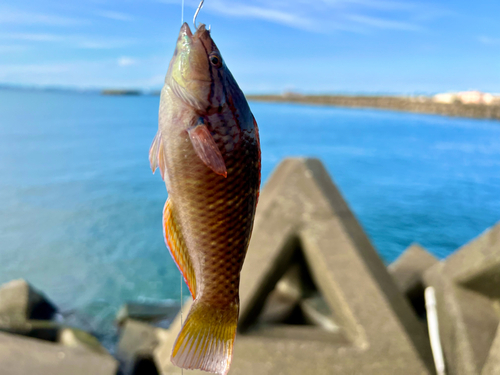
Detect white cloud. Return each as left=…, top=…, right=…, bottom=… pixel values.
left=0, top=6, right=85, bottom=26
left=0, top=58, right=169, bottom=89
left=479, top=36, right=500, bottom=45
left=278, top=0, right=418, bottom=12
left=0, top=61, right=105, bottom=87
left=347, top=14, right=422, bottom=31
left=156, top=0, right=193, bottom=5
left=206, top=0, right=315, bottom=31
left=0, top=33, right=136, bottom=49
left=138, top=74, right=166, bottom=87
left=96, top=11, right=134, bottom=21
left=0, top=45, right=27, bottom=52
left=78, top=38, right=136, bottom=49
left=157, top=0, right=438, bottom=33
left=117, top=57, right=138, bottom=66
left=158, top=0, right=312, bottom=29
left=0, top=33, right=64, bottom=42
left=336, top=0, right=418, bottom=11
left=0, top=63, right=74, bottom=77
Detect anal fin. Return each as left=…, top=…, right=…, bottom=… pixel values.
left=188, top=119, right=227, bottom=178
left=163, top=198, right=196, bottom=298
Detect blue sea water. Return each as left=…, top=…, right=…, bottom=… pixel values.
left=1, top=88, right=499, bottom=340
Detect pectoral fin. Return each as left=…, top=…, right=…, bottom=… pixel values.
left=149, top=131, right=162, bottom=174
left=188, top=120, right=227, bottom=178
left=149, top=131, right=168, bottom=180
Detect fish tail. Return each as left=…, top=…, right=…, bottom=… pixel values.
left=171, top=299, right=239, bottom=375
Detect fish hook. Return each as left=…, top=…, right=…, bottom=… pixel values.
left=193, top=0, right=204, bottom=30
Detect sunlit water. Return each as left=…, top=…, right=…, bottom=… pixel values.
left=1, top=89, right=499, bottom=343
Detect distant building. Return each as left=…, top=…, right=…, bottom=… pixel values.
left=458, top=90, right=484, bottom=104
left=434, top=93, right=457, bottom=104
left=434, top=90, right=500, bottom=105
left=281, top=90, right=304, bottom=99
left=483, top=94, right=500, bottom=105
left=483, top=93, right=496, bottom=104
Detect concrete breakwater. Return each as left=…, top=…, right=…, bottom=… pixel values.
left=247, top=95, right=500, bottom=121
left=1, top=158, right=499, bottom=375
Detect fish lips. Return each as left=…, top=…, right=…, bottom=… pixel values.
left=179, top=22, right=211, bottom=43
left=180, top=22, right=193, bottom=39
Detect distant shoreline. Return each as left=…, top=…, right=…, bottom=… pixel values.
left=246, top=95, right=500, bottom=121
left=101, top=89, right=142, bottom=96
left=2, top=86, right=500, bottom=121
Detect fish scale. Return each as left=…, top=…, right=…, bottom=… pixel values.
left=150, top=22, right=260, bottom=375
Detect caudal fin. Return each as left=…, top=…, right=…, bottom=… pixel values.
left=171, top=299, right=238, bottom=375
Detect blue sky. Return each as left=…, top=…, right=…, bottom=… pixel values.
left=0, top=0, right=499, bottom=94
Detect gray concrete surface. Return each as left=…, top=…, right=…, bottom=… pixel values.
left=116, top=302, right=180, bottom=326
left=0, top=279, right=56, bottom=324
left=390, top=243, right=439, bottom=295
left=424, top=222, right=500, bottom=375
left=155, top=158, right=434, bottom=375
left=0, top=331, right=118, bottom=375
left=117, top=319, right=165, bottom=375
left=390, top=243, right=439, bottom=317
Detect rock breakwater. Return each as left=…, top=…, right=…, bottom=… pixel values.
left=248, top=95, right=500, bottom=121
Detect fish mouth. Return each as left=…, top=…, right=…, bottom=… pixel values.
left=176, top=23, right=212, bottom=83
left=180, top=22, right=210, bottom=42
left=180, top=23, right=193, bottom=40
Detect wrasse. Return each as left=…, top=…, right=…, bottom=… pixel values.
left=149, top=23, right=261, bottom=375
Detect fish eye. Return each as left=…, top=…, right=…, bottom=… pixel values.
left=210, top=54, right=222, bottom=68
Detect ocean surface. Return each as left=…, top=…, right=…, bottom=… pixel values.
left=1, top=88, right=499, bottom=343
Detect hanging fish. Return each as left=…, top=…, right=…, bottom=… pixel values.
left=149, top=21, right=261, bottom=375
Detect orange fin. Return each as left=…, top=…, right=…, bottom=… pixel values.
left=163, top=198, right=196, bottom=298
left=188, top=120, right=227, bottom=178
left=171, top=300, right=238, bottom=375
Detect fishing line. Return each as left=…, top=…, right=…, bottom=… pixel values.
left=179, top=2, right=185, bottom=374
left=180, top=274, right=183, bottom=375
left=181, top=273, right=183, bottom=325
left=181, top=274, right=184, bottom=375
left=178, top=2, right=203, bottom=374
left=181, top=0, right=185, bottom=24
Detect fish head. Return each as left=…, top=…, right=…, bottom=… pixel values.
left=167, top=23, right=227, bottom=112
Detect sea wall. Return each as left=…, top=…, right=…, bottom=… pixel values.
left=248, top=95, right=500, bottom=121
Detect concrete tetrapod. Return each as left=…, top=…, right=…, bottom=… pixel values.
left=0, top=279, right=56, bottom=325
left=0, top=331, right=118, bottom=375
left=117, top=319, right=166, bottom=375
left=155, top=158, right=434, bottom=374
left=424, top=221, right=500, bottom=375
left=390, top=244, right=439, bottom=317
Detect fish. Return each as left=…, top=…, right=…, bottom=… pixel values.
left=149, top=22, right=261, bottom=375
